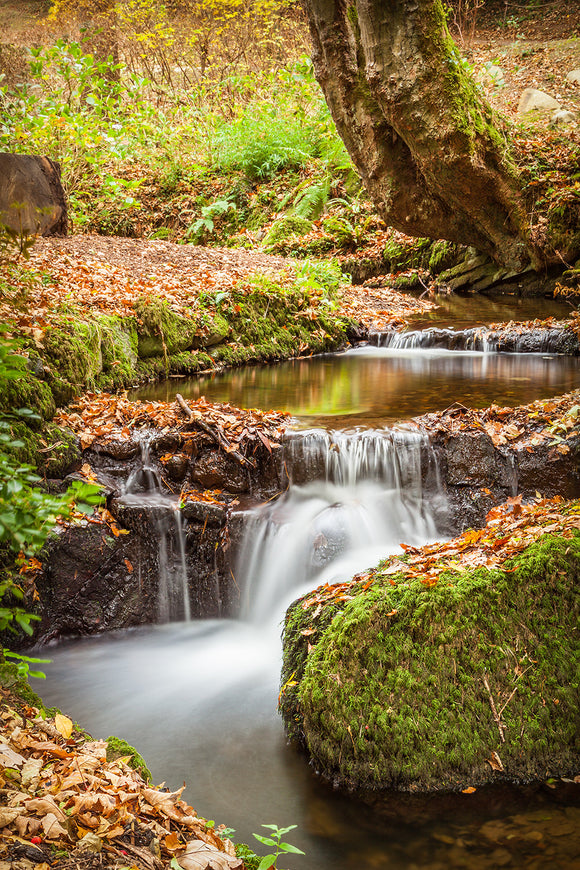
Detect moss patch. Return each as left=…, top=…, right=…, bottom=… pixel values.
left=0, top=368, right=55, bottom=424
left=106, top=735, right=152, bottom=783
left=42, top=320, right=103, bottom=390
left=282, top=532, right=580, bottom=791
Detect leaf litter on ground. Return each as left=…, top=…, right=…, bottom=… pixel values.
left=0, top=690, right=243, bottom=870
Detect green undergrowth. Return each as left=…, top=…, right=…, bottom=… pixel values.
left=281, top=531, right=580, bottom=792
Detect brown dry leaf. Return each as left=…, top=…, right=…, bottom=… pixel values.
left=0, top=808, right=21, bottom=828
left=176, top=840, right=243, bottom=870
left=26, top=796, right=69, bottom=821
left=487, top=751, right=504, bottom=772
left=41, top=811, right=71, bottom=839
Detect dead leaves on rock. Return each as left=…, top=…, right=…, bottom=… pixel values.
left=301, top=495, right=580, bottom=611
left=0, top=691, right=242, bottom=870
left=419, top=388, right=580, bottom=451
left=55, top=392, right=289, bottom=455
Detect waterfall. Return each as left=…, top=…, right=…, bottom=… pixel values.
left=236, top=428, right=441, bottom=623
left=370, top=326, right=576, bottom=354
left=117, top=432, right=191, bottom=623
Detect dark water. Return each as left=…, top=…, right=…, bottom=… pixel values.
left=37, top=293, right=580, bottom=869
left=133, top=348, right=580, bottom=429
left=399, top=290, right=573, bottom=331
left=35, top=623, right=580, bottom=870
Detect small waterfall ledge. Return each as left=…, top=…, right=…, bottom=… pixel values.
left=369, top=322, right=580, bottom=354
left=31, top=394, right=580, bottom=645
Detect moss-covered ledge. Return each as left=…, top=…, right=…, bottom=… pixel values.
left=280, top=510, right=580, bottom=793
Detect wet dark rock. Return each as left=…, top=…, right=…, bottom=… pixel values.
left=90, top=439, right=140, bottom=461
left=181, top=500, right=226, bottom=526
left=151, top=432, right=183, bottom=454
left=164, top=453, right=189, bottom=482
left=515, top=435, right=580, bottom=498
left=34, top=523, right=157, bottom=643
left=444, top=432, right=515, bottom=488
left=191, top=451, right=250, bottom=492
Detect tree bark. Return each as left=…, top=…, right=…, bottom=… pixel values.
left=305, top=0, right=539, bottom=269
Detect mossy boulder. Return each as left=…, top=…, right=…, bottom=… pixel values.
left=134, top=297, right=199, bottom=359
left=263, top=215, right=313, bottom=251
left=281, top=532, right=580, bottom=791
left=42, top=320, right=103, bottom=389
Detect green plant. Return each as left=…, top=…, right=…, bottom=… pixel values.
left=186, top=198, right=237, bottom=242
left=0, top=330, right=102, bottom=659
left=252, top=824, right=305, bottom=870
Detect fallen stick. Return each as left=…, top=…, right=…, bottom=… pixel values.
left=175, top=394, right=255, bottom=468
left=483, top=674, right=505, bottom=743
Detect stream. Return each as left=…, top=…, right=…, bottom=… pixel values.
left=36, top=293, right=580, bottom=869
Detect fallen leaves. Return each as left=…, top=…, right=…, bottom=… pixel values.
left=55, top=391, right=289, bottom=456
left=301, top=495, right=580, bottom=609
left=0, top=690, right=243, bottom=870
left=418, top=389, right=580, bottom=451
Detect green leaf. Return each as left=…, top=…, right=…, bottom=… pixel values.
left=253, top=834, right=276, bottom=848
left=257, top=856, right=276, bottom=870
left=279, top=843, right=305, bottom=855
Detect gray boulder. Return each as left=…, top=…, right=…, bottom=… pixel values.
left=566, top=69, right=580, bottom=85
left=551, top=109, right=576, bottom=126
left=517, top=88, right=560, bottom=114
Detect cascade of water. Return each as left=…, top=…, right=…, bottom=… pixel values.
left=119, top=432, right=191, bottom=623
left=237, top=428, right=442, bottom=624
left=371, top=326, right=573, bottom=354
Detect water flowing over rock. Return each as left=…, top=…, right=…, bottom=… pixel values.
left=236, top=428, right=442, bottom=624
left=370, top=325, right=579, bottom=354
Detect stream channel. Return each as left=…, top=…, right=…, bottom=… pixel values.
left=37, top=293, right=580, bottom=869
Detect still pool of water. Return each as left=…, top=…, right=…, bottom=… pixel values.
left=133, top=347, right=580, bottom=429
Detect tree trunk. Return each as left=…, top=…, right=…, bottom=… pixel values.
left=305, top=0, right=539, bottom=269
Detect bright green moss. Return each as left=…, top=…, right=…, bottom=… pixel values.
left=283, top=532, right=580, bottom=791
left=105, top=736, right=152, bottom=782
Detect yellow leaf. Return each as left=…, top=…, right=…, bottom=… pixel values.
left=54, top=713, right=73, bottom=739
left=461, top=786, right=477, bottom=794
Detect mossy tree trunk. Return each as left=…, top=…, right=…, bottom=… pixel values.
left=305, top=0, right=541, bottom=269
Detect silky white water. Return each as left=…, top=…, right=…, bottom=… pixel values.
left=38, top=427, right=441, bottom=866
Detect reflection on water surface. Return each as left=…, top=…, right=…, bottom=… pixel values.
left=133, top=347, right=580, bottom=429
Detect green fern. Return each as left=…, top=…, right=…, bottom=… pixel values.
left=292, top=178, right=331, bottom=220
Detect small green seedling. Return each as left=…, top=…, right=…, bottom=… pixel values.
left=252, top=824, right=305, bottom=870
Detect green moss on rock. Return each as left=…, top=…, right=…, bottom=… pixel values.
left=282, top=533, right=580, bottom=791
left=134, top=297, right=198, bottom=359
left=263, top=215, right=313, bottom=251
left=0, top=370, right=55, bottom=424
left=43, top=320, right=103, bottom=390
left=106, top=735, right=152, bottom=782
left=6, top=421, right=80, bottom=477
